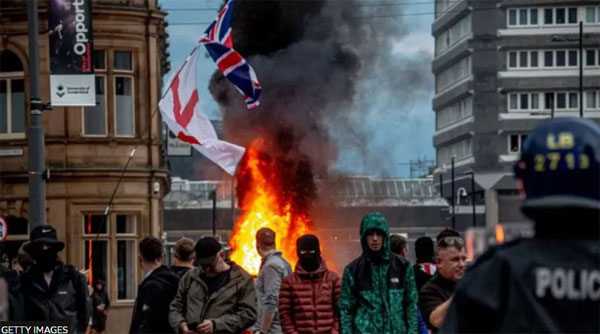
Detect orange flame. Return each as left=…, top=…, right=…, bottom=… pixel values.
left=229, top=139, right=314, bottom=275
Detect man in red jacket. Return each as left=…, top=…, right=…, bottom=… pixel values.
left=278, top=235, right=341, bottom=334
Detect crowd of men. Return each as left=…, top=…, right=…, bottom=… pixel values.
left=0, top=117, right=598, bottom=334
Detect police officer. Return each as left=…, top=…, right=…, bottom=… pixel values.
left=441, top=118, right=600, bottom=333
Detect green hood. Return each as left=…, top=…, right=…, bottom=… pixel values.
left=359, top=212, right=390, bottom=260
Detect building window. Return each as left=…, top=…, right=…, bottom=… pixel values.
left=519, top=9, right=528, bottom=25
left=83, top=51, right=107, bottom=136
left=509, top=9, right=517, bottom=25
left=509, top=134, right=528, bottom=154
left=586, top=7, right=599, bottom=23
left=586, top=91, right=599, bottom=109
left=538, top=49, right=581, bottom=68
left=568, top=50, right=577, bottom=66
left=531, top=51, right=539, bottom=67
left=509, top=52, right=517, bottom=68
left=435, top=14, right=471, bottom=56
left=115, top=76, right=134, bottom=137
left=556, top=51, right=566, bottom=67
left=538, top=7, right=579, bottom=25
left=435, top=0, right=458, bottom=18
left=556, top=8, right=566, bottom=24
left=508, top=50, right=588, bottom=69
left=568, top=8, right=578, bottom=23
left=520, top=94, right=529, bottom=109
left=82, top=50, right=136, bottom=137
left=93, top=50, right=106, bottom=70
left=114, top=51, right=133, bottom=71
left=543, top=92, right=582, bottom=111
left=436, top=97, right=473, bottom=130
left=83, top=76, right=107, bottom=136
left=569, top=92, right=578, bottom=109
left=586, top=49, right=599, bottom=67
left=508, top=93, right=541, bottom=112
left=436, top=56, right=471, bottom=93
left=530, top=9, right=538, bottom=24
left=544, top=51, right=553, bottom=67
left=82, top=212, right=137, bottom=301
left=519, top=51, right=528, bottom=67
left=0, top=51, right=25, bottom=139
left=508, top=8, right=539, bottom=27
left=437, top=138, right=472, bottom=166
left=509, top=94, right=518, bottom=110
left=544, top=8, right=553, bottom=24
left=117, top=239, right=137, bottom=299
left=557, top=93, right=567, bottom=109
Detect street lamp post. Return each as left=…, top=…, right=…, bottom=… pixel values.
left=451, top=157, right=455, bottom=230
left=464, top=171, right=476, bottom=227
left=579, top=21, right=583, bottom=118
left=210, top=190, right=217, bottom=237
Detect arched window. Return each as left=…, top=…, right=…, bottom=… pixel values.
left=0, top=50, right=26, bottom=138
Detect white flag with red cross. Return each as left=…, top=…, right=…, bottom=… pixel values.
left=159, top=47, right=245, bottom=175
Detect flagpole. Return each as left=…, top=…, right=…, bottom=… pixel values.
left=94, top=45, right=202, bottom=241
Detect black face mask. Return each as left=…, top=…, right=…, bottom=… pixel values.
left=298, top=250, right=320, bottom=272
left=33, top=250, right=59, bottom=272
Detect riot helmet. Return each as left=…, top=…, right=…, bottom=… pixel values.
left=513, top=117, right=600, bottom=216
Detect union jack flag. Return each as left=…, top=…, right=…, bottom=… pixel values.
left=200, top=0, right=261, bottom=109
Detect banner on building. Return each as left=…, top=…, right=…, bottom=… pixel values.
left=49, top=0, right=95, bottom=106
left=167, top=130, right=192, bottom=156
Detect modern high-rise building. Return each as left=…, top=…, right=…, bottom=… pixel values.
left=431, top=0, right=600, bottom=229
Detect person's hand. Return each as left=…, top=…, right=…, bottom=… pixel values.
left=179, top=322, right=193, bottom=334
left=197, top=320, right=214, bottom=334
left=96, top=305, right=105, bottom=311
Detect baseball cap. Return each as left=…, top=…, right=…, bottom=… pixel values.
left=194, top=237, right=222, bottom=265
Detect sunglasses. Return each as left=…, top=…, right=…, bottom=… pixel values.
left=437, top=236, right=465, bottom=248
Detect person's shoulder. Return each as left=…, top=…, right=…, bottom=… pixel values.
left=324, top=268, right=341, bottom=281
left=61, top=263, right=86, bottom=280
left=146, top=266, right=179, bottom=289
left=344, top=255, right=365, bottom=274
left=261, top=255, right=289, bottom=273
left=230, top=262, right=253, bottom=281
left=419, top=276, right=437, bottom=294
left=467, top=238, right=525, bottom=272
left=281, top=271, right=301, bottom=285
left=390, top=253, right=411, bottom=268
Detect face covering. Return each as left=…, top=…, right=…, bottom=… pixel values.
left=297, top=235, right=321, bottom=272
left=299, top=251, right=320, bottom=272
left=33, top=249, right=59, bottom=272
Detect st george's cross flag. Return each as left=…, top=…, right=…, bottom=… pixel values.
left=200, top=0, right=262, bottom=109
left=159, top=46, right=245, bottom=175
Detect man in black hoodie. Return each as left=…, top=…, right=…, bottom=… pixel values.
left=20, top=226, right=91, bottom=333
left=130, top=236, right=179, bottom=334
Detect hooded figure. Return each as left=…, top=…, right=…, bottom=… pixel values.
left=91, top=279, right=110, bottom=333
left=339, top=213, right=419, bottom=334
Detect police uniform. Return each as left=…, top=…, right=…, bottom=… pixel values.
left=441, top=118, right=600, bottom=333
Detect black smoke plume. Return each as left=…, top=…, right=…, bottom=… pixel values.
left=210, top=0, right=433, bottom=199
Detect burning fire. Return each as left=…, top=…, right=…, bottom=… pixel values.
left=229, top=138, right=314, bottom=275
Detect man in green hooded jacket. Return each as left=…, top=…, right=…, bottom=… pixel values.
left=339, top=213, right=419, bottom=334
